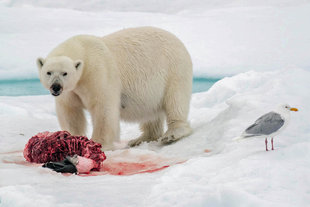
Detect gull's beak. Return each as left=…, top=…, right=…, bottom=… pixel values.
left=290, top=107, right=298, bottom=112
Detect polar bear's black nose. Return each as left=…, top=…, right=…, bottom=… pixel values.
left=52, top=84, right=61, bottom=92
left=51, top=83, right=62, bottom=96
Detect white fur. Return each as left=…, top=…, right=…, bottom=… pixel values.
left=37, top=27, right=193, bottom=150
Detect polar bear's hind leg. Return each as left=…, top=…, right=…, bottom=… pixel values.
left=128, top=114, right=164, bottom=147
left=160, top=76, right=192, bottom=144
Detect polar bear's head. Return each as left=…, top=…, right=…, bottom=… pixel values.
left=36, top=56, right=83, bottom=96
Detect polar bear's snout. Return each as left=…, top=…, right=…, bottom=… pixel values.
left=50, top=83, right=63, bottom=96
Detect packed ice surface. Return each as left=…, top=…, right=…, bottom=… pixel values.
left=0, top=68, right=309, bottom=207
left=1, top=0, right=310, bottom=79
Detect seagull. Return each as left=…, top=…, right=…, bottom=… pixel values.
left=234, top=104, right=298, bottom=151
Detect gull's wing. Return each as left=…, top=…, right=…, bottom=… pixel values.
left=244, top=112, right=285, bottom=136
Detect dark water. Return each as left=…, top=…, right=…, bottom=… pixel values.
left=0, top=77, right=220, bottom=96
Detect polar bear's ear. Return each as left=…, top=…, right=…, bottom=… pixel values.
left=74, top=60, right=83, bottom=71
left=36, top=57, right=45, bottom=69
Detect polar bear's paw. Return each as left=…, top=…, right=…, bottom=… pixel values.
left=159, top=126, right=192, bottom=145
left=128, top=136, right=156, bottom=147
left=128, top=138, right=145, bottom=147
left=159, top=135, right=178, bottom=145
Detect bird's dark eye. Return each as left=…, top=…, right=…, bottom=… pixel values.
left=63, top=72, right=67, bottom=77
left=47, top=72, right=51, bottom=75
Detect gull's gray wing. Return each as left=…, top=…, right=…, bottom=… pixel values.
left=244, top=112, right=284, bottom=136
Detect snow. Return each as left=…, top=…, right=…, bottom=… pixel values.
left=1, top=0, right=310, bottom=79
left=1, top=68, right=310, bottom=207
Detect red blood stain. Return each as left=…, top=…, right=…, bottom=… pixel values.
left=1, top=151, right=37, bottom=166
left=101, top=161, right=170, bottom=176
left=2, top=159, right=38, bottom=166
left=0, top=150, right=23, bottom=155
left=2, top=150, right=184, bottom=176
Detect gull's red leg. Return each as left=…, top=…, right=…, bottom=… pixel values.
left=271, top=138, right=274, bottom=150
left=265, top=138, right=268, bottom=151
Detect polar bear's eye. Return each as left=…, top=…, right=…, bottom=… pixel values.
left=47, top=72, right=51, bottom=76
left=63, top=72, right=67, bottom=77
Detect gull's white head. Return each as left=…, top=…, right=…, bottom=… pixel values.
left=277, top=104, right=298, bottom=113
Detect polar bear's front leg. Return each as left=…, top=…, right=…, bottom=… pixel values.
left=89, top=98, right=120, bottom=150
left=55, top=93, right=87, bottom=136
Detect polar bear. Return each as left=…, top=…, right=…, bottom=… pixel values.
left=37, top=27, right=193, bottom=150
